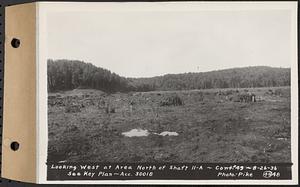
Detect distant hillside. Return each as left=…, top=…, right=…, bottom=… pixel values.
left=47, top=59, right=133, bottom=93
left=129, top=66, right=290, bottom=91
left=47, top=59, right=290, bottom=93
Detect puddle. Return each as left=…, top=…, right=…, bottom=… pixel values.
left=277, top=137, right=288, bottom=141
left=122, top=129, right=150, bottom=137
left=58, top=160, right=67, bottom=163
left=122, top=129, right=179, bottom=137
left=159, top=131, right=179, bottom=136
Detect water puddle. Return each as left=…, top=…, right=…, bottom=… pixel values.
left=277, top=137, right=288, bottom=141
left=158, top=131, right=179, bottom=136
left=122, top=129, right=178, bottom=137
left=58, top=160, right=67, bottom=163
left=122, top=129, right=150, bottom=137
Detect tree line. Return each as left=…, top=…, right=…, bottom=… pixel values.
left=48, top=59, right=290, bottom=93
left=47, top=59, right=134, bottom=93
left=130, top=66, right=290, bottom=91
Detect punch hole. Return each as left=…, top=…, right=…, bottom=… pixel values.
left=11, top=38, right=21, bottom=48
left=10, top=141, right=20, bottom=151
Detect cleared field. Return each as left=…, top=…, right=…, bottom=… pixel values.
left=48, top=86, right=291, bottom=163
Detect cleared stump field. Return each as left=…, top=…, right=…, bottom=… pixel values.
left=48, top=87, right=291, bottom=163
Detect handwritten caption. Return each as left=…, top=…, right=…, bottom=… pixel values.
left=47, top=163, right=291, bottom=180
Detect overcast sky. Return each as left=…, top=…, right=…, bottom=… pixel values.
left=46, top=6, right=292, bottom=78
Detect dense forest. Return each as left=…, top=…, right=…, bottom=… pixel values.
left=130, top=66, right=290, bottom=91
left=48, top=59, right=290, bottom=93
left=47, top=59, right=135, bottom=93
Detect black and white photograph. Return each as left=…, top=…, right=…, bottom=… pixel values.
left=42, top=2, right=297, bottom=182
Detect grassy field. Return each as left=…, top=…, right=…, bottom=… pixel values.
left=48, top=86, right=291, bottom=163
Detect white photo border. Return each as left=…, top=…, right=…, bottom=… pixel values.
left=37, top=1, right=298, bottom=184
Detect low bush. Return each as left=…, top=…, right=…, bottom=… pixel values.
left=160, top=95, right=184, bottom=106
left=65, top=104, right=82, bottom=113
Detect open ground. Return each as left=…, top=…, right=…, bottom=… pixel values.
left=48, top=86, right=290, bottom=163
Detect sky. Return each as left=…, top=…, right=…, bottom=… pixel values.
left=46, top=4, right=292, bottom=78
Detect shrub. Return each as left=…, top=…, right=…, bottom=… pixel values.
left=198, top=92, right=204, bottom=101
left=160, top=95, right=184, bottom=106
left=105, top=106, right=116, bottom=114
left=65, top=104, right=82, bottom=113
left=265, top=89, right=273, bottom=95
left=238, top=93, right=256, bottom=102
left=274, top=89, right=283, bottom=96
